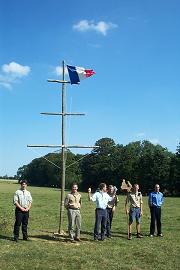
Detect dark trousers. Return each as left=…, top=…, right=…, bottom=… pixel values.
left=106, top=208, right=114, bottom=237
left=150, top=206, right=162, bottom=235
left=14, top=208, right=29, bottom=240
left=94, top=208, right=107, bottom=240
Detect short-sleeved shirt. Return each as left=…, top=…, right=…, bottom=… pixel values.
left=91, top=191, right=113, bottom=209
left=107, top=194, right=119, bottom=208
left=65, top=192, right=81, bottom=209
left=149, top=192, right=164, bottom=207
left=13, top=189, right=32, bottom=208
left=126, top=192, right=143, bottom=208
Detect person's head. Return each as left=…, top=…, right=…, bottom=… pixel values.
left=155, top=184, right=160, bottom=192
left=20, top=180, right=28, bottom=190
left=133, top=184, right=139, bottom=192
left=99, top=183, right=107, bottom=192
left=108, top=185, right=114, bottom=194
left=71, top=183, right=78, bottom=193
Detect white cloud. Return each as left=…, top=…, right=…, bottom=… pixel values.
left=2, top=62, right=30, bottom=77
left=0, top=74, right=14, bottom=89
left=0, top=62, right=31, bottom=89
left=149, top=138, right=159, bottom=145
left=55, top=66, right=68, bottom=76
left=134, top=133, right=160, bottom=145
left=136, top=132, right=146, bottom=138
left=73, top=20, right=118, bottom=36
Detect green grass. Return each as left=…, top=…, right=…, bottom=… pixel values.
left=0, top=180, right=180, bottom=270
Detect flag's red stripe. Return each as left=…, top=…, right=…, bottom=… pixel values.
left=85, top=69, right=95, bottom=78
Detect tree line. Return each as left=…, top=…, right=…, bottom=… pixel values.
left=16, top=138, right=180, bottom=196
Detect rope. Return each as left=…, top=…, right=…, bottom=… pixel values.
left=30, top=148, right=90, bottom=170
left=66, top=153, right=90, bottom=168
left=31, top=148, right=61, bottom=169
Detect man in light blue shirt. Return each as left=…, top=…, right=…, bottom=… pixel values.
left=88, top=183, right=114, bottom=240
left=148, top=184, right=164, bottom=237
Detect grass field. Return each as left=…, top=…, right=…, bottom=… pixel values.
left=0, top=180, right=180, bottom=270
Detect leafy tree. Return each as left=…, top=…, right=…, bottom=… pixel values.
left=80, top=138, right=117, bottom=190
left=172, top=143, right=180, bottom=195
left=16, top=138, right=179, bottom=195
left=138, top=141, right=171, bottom=193
left=17, top=151, right=82, bottom=188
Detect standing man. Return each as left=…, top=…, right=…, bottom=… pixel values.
left=65, top=183, right=81, bottom=242
left=125, top=184, right=143, bottom=240
left=88, top=183, right=114, bottom=241
left=13, top=180, right=32, bottom=242
left=106, top=185, right=119, bottom=238
left=149, top=184, right=164, bottom=237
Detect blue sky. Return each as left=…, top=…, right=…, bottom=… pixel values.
left=0, top=0, right=180, bottom=176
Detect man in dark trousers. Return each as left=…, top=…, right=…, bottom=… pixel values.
left=88, top=183, right=114, bottom=241
left=106, top=185, right=119, bottom=238
left=13, top=180, right=32, bottom=242
left=149, top=184, right=164, bottom=237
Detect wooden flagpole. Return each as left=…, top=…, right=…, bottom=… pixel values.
left=27, top=60, right=98, bottom=235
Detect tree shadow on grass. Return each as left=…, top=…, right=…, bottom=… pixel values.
left=30, top=234, right=91, bottom=243
left=30, top=234, right=66, bottom=242
left=80, top=230, right=93, bottom=236
left=0, top=235, right=14, bottom=241
left=80, top=230, right=129, bottom=241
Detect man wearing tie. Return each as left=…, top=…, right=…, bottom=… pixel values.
left=149, top=184, right=164, bottom=237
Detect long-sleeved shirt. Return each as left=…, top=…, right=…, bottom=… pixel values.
left=149, top=191, right=164, bottom=207
left=13, top=189, right=32, bottom=208
left=90, top=191, right=113, bottom=209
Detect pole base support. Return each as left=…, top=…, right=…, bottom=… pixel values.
left=53, top=230, right=67, bottom=238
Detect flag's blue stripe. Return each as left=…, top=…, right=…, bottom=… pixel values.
left=67, top=65, right=80, bottom=84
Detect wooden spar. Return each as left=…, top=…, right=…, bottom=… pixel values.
left=47, top=79, right=70, bottom=83
left=27, top=144, right=99, bottom=149
left=40, top=112, right=85, bottom=116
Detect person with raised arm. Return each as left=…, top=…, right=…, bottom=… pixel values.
left=125, top=184, right=143, bottom=240
left=88, top=183, right=114, bottom=241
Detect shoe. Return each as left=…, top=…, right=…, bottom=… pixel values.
left=99, top=237, right=105, bottom=241
left=14, top=238, right=18, bottom=242
left=74, top=238, right=81, bottom=242
left=70, top=238, right=76, bottom=243
left=157, top=233, right=163, bottom=237
left=150, top=234, right=154, bottom=238
left=137, top=233, right=143, bottom=238
left=128, top=233, right=132, bottom=240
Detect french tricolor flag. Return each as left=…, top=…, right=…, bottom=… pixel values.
left=67, top=65, right=95, bottom=85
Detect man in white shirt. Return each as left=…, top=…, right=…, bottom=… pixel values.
left=88, top=183, right=114, bottom=241
left=13, top=180, right=32, bottom=242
